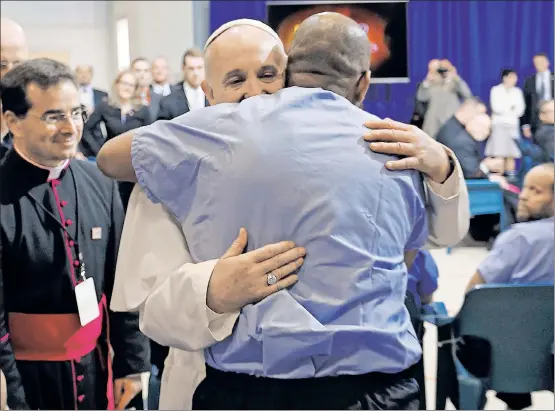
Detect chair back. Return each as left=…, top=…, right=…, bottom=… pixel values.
left=457, top=284, right=554, bottom=393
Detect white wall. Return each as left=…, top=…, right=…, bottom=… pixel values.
left=0, top=0, right=113, bottom=90
left=110, top=1, right=199, bottom=83
left=1, top=1, right=209, bottom=88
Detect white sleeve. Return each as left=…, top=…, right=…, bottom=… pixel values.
left=490, top=86, right=510, bottom=116
left=513, top=88, right=526, bottom=118
left=110, top=185, right=239, bottom=352
left=424, top=147, right=470, bottom=247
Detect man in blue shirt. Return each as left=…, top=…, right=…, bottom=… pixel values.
left=117, top=13, right=427, bottom=409
left=466, top=163, right=554, bottom=291
left=464, top=163, right=554, bottom=410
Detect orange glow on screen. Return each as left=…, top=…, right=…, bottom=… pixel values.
left=276, top=5, right=391, bottom=70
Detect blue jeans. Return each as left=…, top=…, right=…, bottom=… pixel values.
left=147, top=365, right=162, bottom=410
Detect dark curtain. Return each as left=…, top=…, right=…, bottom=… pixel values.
left=210, top=0, right=554, bottom=122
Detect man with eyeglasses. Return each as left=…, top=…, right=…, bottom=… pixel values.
left=0, top=58, right=151, bottom=410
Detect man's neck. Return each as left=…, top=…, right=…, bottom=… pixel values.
left=184, top=81, right=200, bottom=91
left=14, top=143, right=68, bottom=169
left=537, top=69, right=549, bottom=74
left=80, top=83, right=91, bottom=89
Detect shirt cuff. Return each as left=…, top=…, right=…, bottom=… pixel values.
left=425, top=147, right=461, bottom=201
left=194, top=260, right=240, bottom=342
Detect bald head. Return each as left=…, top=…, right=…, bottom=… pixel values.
left=518, top=163, right=555, bottom=221
left=1, top=18, right=28, bottom=78
left=202, top=23, right=287, bottom=105
left=287, top=12, right=371, bottom=105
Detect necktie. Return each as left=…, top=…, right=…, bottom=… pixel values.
left=539, top=75, right=546, bottom=99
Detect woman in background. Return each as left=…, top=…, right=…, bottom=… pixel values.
left=84, top=69, right=151, bottom=208
left=486, top=69, right=526, bottom=175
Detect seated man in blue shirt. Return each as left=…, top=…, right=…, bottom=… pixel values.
left=466, top=163, right=554, bottom=291
left=108, top=13, right=428, bottom=410
left=464, top=163, right=554, bottom=410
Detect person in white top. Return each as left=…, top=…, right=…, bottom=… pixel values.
left=486, top=68, right=526, bottom=174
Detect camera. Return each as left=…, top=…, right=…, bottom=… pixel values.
left=437, top=66, right=449, bottom=76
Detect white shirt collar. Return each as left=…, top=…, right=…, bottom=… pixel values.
left=183, top=82, right=205, bottom=110
left=14, top=145, right=70, bottom=180
left=152, top=83, right=171, bottom=96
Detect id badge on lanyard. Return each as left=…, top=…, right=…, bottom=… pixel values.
left=74, top=254, right=100, bottom=326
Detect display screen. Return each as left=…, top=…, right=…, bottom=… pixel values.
left=267, top=0, right=410, bottom=83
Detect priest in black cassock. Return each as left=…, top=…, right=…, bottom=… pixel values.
left=0, top=58, right=151, bottom=410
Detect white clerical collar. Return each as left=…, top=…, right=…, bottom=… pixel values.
left=14, top=145, right=70, bottom=180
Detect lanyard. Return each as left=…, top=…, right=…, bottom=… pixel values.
left=26, top=165, right=87, bottom=284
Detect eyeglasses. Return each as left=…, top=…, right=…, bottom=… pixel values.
left=27, top=106, right=88, bottom=126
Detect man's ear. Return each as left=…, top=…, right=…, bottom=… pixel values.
left=201, top=80, right=216, bottom=106
left=355, top=70, right=371, bottom=106
left=3, top=110, right=23, bottom=136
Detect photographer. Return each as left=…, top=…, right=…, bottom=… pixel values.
left=417, top=59, right=473, bottom=139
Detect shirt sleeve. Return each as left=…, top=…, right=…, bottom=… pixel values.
left=405, top=173, right=429, bottom=251
left=130, top=105, right=237, bottom=221
left=425, top=147, right=471, bottom=247
left=477, top=228, right=525, bottom=284
left=416, top=250, right=439, bottom=297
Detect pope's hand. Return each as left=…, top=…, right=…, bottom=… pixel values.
left=364, top=118, right=452, bottom=183
left=207, top=228, right=305, bottom=314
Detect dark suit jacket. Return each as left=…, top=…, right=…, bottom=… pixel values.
left=148, top=86, right=163, bottom=123
left=157, top=82, right=190, bottom=121
left=534, top=123, right=554, bottom=161
left=522, top=71, right=554, bottom=133
left=156, top=82, right=209, bottom=121
left=80, top=101, right=151, bottom=158
left=436, top=116, right=485, bottom=179
left=78, top=89, right=108, bottom=157
left=93, top=89, right=108, bottom=108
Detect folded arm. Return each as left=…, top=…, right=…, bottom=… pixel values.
left=112, top=186, right=304, bottom=351
left=110, top=186, right=239, bottom=352
left=465, top=229, right=524, bottom=293
left=96, top=129, right=137, bottom=182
